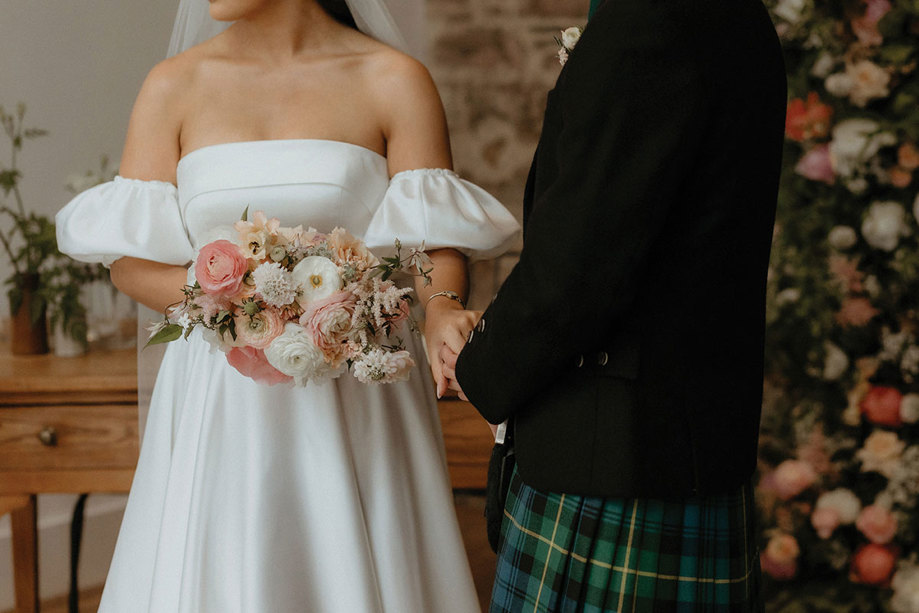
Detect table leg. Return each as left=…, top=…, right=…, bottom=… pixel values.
left=10, top=495, right=39, bottom=613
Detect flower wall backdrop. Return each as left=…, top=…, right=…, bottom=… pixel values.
left=759, top=0, right=919, bottom=610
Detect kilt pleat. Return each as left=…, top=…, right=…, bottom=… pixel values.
left=489, top=467, right=762, bottom=613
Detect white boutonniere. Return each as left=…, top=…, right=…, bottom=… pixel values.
left=555, top=26, right=583, bottom=66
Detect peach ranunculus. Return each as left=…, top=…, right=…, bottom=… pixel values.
left=851, top=544, right=898, bottom=586
left=226, top=346, right=292, bottom=386
left=770, top=459, right=818, bottom=500
left=851, top=0, right=892, bottom=46
left=836, top=297, right=880, bottom=327
left=300, top=290, right=358, bottom=366
left=785, top=92, right=833, bottom=142
left=856, top=504, right=898, bottom=544
left=234, top=210, right=281, bottom=260
left=234, top=309, right=285, bottom=350
left=761, top=533, right=800, bottom=580
left=327, top=227, right=379, bottom=270
left=857, top=430, right=906, bottom=478
left=811, top=507, right=842, bottom=539
left=195, top=240, right=248, bottom=296
left=795, top=144, right=836, bottom=184
left=860, top=385, right=904, bottom=427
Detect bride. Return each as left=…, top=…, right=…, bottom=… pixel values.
left=55, top=0, right=518, bottom=610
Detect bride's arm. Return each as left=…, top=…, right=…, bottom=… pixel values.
left=374, top=53, right=480, bottom=396
left=110, top=60, right=190, bottom=314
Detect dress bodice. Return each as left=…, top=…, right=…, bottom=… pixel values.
left=56, top=139, right=520, bottom=267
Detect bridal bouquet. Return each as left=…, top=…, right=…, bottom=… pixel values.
left=147, top=209, right=431, bottom=387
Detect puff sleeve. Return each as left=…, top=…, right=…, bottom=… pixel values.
left=363, top=169, right=520, bottom=261
left=55, top=176, right=195, bottom=267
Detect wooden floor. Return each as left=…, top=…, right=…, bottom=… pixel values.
left=6, top=494, right=495, bottom=613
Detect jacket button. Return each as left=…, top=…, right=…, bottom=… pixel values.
left=477, top=318, right=486, bottom=333
left=598, top=352, right=609, bottom=366
left=576, top=355, right=584, bottom=368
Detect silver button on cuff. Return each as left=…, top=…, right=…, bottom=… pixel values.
left=477, top=318, right=486, bottom=333
left=598, top=351, right=609, bottom=366
left=576, top=355, right=584, bottom=368
left=467, top=329, right=475, bottom=344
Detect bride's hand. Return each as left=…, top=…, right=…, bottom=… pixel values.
left=424, top=301, right=482, bottom=397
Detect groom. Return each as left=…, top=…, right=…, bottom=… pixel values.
left=445, top=0, right=786, bottom=609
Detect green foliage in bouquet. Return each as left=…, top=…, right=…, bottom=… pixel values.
left=760, top=0, right=919, bottom=611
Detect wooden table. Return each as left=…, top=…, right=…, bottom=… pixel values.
left=0, top=348, right=490, bottom=612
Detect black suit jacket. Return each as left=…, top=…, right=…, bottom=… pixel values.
left=455, top=0, right=786, bottom=498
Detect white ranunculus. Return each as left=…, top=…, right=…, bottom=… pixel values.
left=846, top=60, right=891, bottom=108
left=773, top=0, right=807, bottom=23
left=291, top=255, right=342, bottom=305
left=823, top=342, right=850, bottom=381
left=815, top=489, right=862, bottom=524
left=828, top=225, right=858, bottom=250
left=862, top=201, right=910, bottom=252
left=825, top=72, right=854, bottom=97
left=829, top=119, right=896, bottom=178
left=891, top=561, right=919, bottom=613
left=561, top=27, right=582, bottom=49
left=901, top=394, right=919, bottom=424
left=811, top=52, right=837, bottom=78
left=264, top=323, right=331, bottom=386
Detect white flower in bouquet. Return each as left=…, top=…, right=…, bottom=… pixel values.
left=862, top=201, right=910, bottom=252
left=846, top=60, right=891, bottom=107
left=252, top=262, right=297, bottom=307
left=857, top=430, right=906, bottom=478
left=891, top=560, right=919, bottom=613
left=829, top=119, right=896, bottom=178
left=822, top=342, right=849, bottom=380
left=353, top=348, right=414, bottom=384
left=773, top=0, right=807, bottom=24
left=264, top=323, right=338, bottom=386
left=815, top=488, right=862, bottom=525
left=828, top=225, right=857, bottom=250
left=901, top=394, right=919, bottom=424
left=291, top=256, right=342, bottom=304
left=561, top=26, right=582, bottom=49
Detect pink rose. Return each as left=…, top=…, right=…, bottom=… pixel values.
left=851, top=544, right=898, bottom=586
left=795, top=144, right=836, bottom=184
left=812, top=507, right=842, bottom=539
left=195, top=240, right=248, bottom=296
left=300, top=291, right=358, bottom=365
left=226, top=346, right=292, bottom=386
left=771, top=459, right=818, bottom=500
left=851, top=0, right=892, bottom=46
left=860, top=386, right=903, bottom=427
left=856, top=505, right=898, bottom=544
left=761, top=534, right=800, bottom=580
left=234, top=309, right=285, bottom=350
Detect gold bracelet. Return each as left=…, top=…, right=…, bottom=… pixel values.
left=426, top=290, right=466, bottom=309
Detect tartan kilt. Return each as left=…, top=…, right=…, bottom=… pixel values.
left=490, top=466, right=762, bottom=613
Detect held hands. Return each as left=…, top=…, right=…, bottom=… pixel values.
left=423, top=299, right=482, bottom=399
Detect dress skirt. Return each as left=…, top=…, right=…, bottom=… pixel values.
left=490, top=467, right=762, bottom=613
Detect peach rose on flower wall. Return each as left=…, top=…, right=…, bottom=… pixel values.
left=836, top=297, right=879, bottom=327
left=856, top=505, right=898, bottom=544
left=899, top=143, right=919, bottom=171
left=771, top=459, right=817, bottom=500
left=811, top=507, right=842, bottom=539
left=860, top=385, right=903, bottom=427
left=851, top=544, right=898, bottom=586
left=851, top=0, right=892, bottom=46
left=195, top=240, right=248, bottom=296
left=857, top=430, right=906, bottom=478
left=761, top=534, right=800, bottom=580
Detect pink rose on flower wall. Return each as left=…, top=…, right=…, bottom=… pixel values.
left=795, top=144, right=836, bottom=184
left=195, top=240, right=248, bottom=296
left=856, top=505, right=898, bottom=544
left=770, top=459, right=818, bottom=500
left=851, top=544, right=898, bottom=586
left=860, top=386, right=903, bottom=427
left=761, top=534, right=800, bottom=580
left=851, top=0, right=892, bottom=46
left=811, top=507, right=842, bottom=539
left=226, top=346, right=292, bottom=386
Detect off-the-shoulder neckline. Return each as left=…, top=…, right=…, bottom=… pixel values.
left=177, top=138, right=387, bottom=166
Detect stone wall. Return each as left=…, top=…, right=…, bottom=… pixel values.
left=426, top=0, right=589, bottom=307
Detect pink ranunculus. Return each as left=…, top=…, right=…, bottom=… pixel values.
left=851, top=0, right=892, bottom=46
left=857, top=505, right=898, bottom=544
left=771, top=459, right=818, bottom=500
left=851, top=544, right=898, bottom=586
left=195, top=240, right=248, bottom=296
left=812, top=507, right=842, bottom=539
left=234, top=309, right=286, bottom=350
left=226, top=346, right=292, bottom=386
left=795, top=144, right=836, bottom=184
left=300, top=290, right=358, bottom=365
left=761, top=534, right=800, bottom=580
left=860, top=386, right=903, bottom=427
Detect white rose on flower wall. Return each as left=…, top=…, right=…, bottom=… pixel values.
left=815, top=489, right=862, bottom=525
left=828, top=225, right=858, bottom=249
left=774, top=0, right=807, bottom=24
left=846, top=60, right=891, bottom=107
left=810, top=51, right=837, bottom=78
left=822, top=342, right=849, bottom=380
left=901, top=394, right=919, bottom=424
left=825, top=72, right=854, bottom=97
left=862, top=201, right=910, bottom=252
left=829, top=119, right=896, bottom=178
left=891, top=561, right=919, bottom=613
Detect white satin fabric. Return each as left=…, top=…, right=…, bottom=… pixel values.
left=55, top=139, right=519, bottom=612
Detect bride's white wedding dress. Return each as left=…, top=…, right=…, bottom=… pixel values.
left=56, top=139, right=519, bottom=613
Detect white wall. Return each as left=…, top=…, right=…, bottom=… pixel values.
left=0, top=1, right=177, bottom=607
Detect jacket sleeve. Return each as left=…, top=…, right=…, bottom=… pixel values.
left=455, top=2, right=708, bottom=424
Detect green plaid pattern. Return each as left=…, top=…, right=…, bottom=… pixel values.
left=490, top=467, right=762, bottom=612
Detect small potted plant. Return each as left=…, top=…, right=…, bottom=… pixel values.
left=42, top=259, right=106, bottom=356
